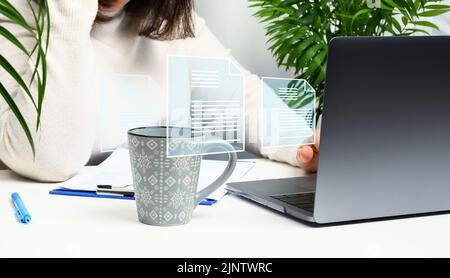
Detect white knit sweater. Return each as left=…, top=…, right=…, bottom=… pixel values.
left=0, top=1, right=299, bottom=182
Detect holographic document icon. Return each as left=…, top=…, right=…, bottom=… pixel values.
left=167, top=56, right=245, bottom=157
left=262, top=77, right=316, bottom=148
left=99, top=73, right=161, bottom=152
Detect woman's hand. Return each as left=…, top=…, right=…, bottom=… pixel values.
left=297, top=130, right=320, bottom=173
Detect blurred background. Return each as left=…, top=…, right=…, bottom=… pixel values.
left=197, top=0, right=450, bottom=79
left=197, top=0, right=295, bottom=78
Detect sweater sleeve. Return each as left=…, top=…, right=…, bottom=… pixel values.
left=182, top=15, right=300, bottom=166
left=0, top=0, right=99, bottom=182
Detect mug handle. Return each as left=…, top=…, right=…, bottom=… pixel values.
left=195, top=142, right=238, bottom=204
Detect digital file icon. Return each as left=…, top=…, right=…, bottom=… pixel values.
left=262, top=77, right=316, bottom=148
left=99, top=73, right=161, bottom=152
left=167, top=56, right=245, bottom=157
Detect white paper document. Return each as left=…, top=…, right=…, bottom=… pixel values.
left=58, top=148, right=255, bottom=202
left=197, top=159, right=255, bottom=201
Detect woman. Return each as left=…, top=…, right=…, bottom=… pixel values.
left=0, top=0, right=306, bottom=182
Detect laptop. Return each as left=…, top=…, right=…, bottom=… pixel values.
left=227, top=36, right=450, bottom=224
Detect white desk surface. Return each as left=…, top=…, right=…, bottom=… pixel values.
left=0, top=158, right=449, bottom=258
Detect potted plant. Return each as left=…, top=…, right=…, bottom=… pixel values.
left=250, top=0, right=450, bottom=120
left=0, top=0, right=50, bottom=156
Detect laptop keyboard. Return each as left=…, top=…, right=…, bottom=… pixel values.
left=271, top=192, right=315, bottom=213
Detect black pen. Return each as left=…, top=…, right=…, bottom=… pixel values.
left=96, top=185, right=135, bottom=197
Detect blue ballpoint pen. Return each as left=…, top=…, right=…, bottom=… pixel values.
left=11, top=192, right=31, bottom=224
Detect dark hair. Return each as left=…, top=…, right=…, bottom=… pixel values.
left=97, top=0, right=195, bottom=40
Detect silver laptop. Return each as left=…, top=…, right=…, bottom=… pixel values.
left=227, top=36, right=450, bottom=224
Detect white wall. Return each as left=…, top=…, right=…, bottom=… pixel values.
left=433, top=0, right=450, bottom=34
left=196, top=0, right=450, bottom=78
left=196, top=0, right=294, bottom=78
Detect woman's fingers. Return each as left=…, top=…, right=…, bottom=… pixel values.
left=297, top=145, right=319, bottom=173
left=299, top=145, right=314, bottom=161
left=297, top=130, right=321, bottom=173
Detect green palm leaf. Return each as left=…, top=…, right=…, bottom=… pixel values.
left=0, top=0, right=33, bottom=32
left=0, top=0, right=50, bottom=156
left=0, top=25, right=29, bottom=56
left=0, top=82, right=35, bottom=155
left=0, top=54, right=37, bottom=110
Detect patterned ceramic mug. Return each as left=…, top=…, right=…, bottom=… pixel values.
left=128, top=126, right=237, bottom=226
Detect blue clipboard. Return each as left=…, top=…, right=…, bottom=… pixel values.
left=49, top=189, right=217, bottom=205
left=49, top=189, right=135, bottom=200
